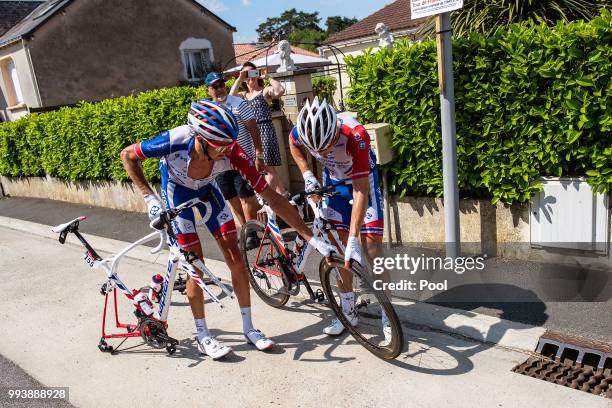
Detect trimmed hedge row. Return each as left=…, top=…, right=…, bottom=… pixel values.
left=0, top=86, right=208, bottom=182
left=346, top=10, right=611, bottom=204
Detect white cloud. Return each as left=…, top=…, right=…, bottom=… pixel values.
left=196, top=0, right=227, bottom=13
left=242, top=0, right=251, bottom=5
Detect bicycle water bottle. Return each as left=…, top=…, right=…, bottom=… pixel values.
left=132, top=289, right=154, bottom=316
left=148, top=274, right=164, bottom=302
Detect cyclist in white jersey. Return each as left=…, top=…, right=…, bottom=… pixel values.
left=289, top=97, right=390, bottom=343
left=121, top=100, right=337, bottom=359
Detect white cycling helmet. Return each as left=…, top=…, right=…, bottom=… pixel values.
left=296, top=97, right=338, bottom=151
left=187, top=100, right=238, bottom=142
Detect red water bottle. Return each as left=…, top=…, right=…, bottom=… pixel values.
left=149, top=274, right=164, bottom=302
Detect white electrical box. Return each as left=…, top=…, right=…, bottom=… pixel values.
left=530, top=177, right=609, bottom=252
left=363, top=123, right=393, bottom=165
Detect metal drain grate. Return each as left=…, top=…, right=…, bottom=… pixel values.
left=512, top=331, right=612, bottom=398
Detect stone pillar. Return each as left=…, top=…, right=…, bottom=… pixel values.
left=269, top=68, right=317, bottom=193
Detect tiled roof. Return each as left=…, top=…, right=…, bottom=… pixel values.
left=233, top=42, right=319, bottom=66
left=0, top=1, right=44, bottom=36
left=322, top=0, right=425, bottom=45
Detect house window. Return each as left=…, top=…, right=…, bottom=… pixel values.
left=0, top=58, right=24, bottom=107
left=184, top=49, right=212, bottom=82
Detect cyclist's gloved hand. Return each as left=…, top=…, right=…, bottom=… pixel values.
left=144, top=194, right=163, bottom=221
left=344, top=236, right=362, bottom=266
left=302, top=170, right=321, bottom=193
left=309, top=236, right=336, bottom=258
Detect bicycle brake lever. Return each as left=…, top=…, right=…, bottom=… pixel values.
left=149, top=214, right=166, bottom=230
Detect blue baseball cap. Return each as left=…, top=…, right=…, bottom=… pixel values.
left=205, top=72, right=224, bottom=87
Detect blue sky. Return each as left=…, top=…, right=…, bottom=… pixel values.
left=196, top=0, right=393, bottom=43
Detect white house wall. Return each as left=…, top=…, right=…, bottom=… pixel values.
left=0, top=40, right=39, bottom=121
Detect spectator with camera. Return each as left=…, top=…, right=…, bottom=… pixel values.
left=230, top=62, right=288, bottom=197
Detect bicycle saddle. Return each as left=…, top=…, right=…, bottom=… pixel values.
left=52, top=216, right=86, bottom=233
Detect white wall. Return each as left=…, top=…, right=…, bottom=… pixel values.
left=0, top=40, right=40, bottom=121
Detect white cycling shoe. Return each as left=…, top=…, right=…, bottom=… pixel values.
left=323, top=312, right=358, bottom=336
left=245, top=329, right=275, bottom=351
left=197, top=336, right=232, bottom=359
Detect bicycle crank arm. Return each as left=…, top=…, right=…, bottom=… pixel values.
left=154, top=333, right=179, bottom=346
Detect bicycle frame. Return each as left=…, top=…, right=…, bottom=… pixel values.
left=53, top=195, right=235, bottom=350
left=254, top=193, right=346, bottom=291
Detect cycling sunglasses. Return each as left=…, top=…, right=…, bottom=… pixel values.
left=206, top=138, right=236, bottom=153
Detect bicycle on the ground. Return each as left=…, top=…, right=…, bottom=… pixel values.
left=239, top=184, right=404, bottom=360
left=52, top=193, right=232, bottom=355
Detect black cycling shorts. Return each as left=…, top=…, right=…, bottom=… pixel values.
left=215, top=170, right=255, bottom=200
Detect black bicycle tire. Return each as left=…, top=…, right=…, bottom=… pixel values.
left=239, top=220, right=290, bottom=308
left=319, top=256, right=404, bottom=360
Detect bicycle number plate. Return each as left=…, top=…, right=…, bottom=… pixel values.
left=83, top=251, right=99, bottom=269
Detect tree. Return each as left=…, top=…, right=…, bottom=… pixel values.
left=289, top=29, right=328, bottom=51
left=256, top=8, right=323, bottom=41
left=418, top=0, right=605, bottom=37
left=325, top=16, right=358, bottom=35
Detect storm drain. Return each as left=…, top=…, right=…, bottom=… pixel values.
left=512, top=331, right=611, bottom=398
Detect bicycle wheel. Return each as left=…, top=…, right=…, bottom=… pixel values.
left=239, top=220, right=290, bottom=308
left=319, top=256, right=404, bottom=360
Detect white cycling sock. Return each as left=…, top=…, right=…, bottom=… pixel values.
left=340, top=292, right=355, bottom=316
left=381, top=309, right=390, bottom=327
left=241, top=307, right=254, bottom=334
left=195, top=318, right=210, bottom=341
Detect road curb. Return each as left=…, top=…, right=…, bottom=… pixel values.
left=0, top=215, right=546, bottom=353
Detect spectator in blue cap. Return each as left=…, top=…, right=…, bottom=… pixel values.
left=205, top=72, right=264, bottom=235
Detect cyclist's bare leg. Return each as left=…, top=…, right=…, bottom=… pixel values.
left=239, top=195, right=259, bottom=222
left=362, top=234, right=391, bottom=295
left=182, top=243, right=206, bottom=319
left=335, top=229, right=354, bottom=293
left=227, top=197, right=246, bottom=225
left=183, top=233, right=251, bottom=313
left=216, top=232, right=251, bottom=308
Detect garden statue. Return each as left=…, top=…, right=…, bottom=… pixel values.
left=277, top=40, right=299, bottom=72
left=375, top=23, right=394, bottom=49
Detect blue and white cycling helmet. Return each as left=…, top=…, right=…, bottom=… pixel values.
left=297, top=97, right=338, bottom=151
left=187, top=100, right=238, bottom=142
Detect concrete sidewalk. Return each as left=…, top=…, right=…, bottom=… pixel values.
left=0, top=196, right=609, bottom=344
left=0, top=226, right=608, bottom=408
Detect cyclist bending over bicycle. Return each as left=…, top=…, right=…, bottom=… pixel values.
left=121, top=100, right=336, bottom=359
left=289, top=97, right=390, bottom=342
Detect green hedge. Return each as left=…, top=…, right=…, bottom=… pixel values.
left=0, top=86, right=208, bottom=182
left=346, top=10, right=611, bottom=204
left=312, top=75, right=338, bottom=108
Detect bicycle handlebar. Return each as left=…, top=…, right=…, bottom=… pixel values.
left=149, top=191, right=214, bottom=231
left=150, top=231, right=167, bottom=254
left=290, top=181, right=347, bottom=206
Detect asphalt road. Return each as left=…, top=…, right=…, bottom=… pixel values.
left=0, top=354, right=74, bottom=408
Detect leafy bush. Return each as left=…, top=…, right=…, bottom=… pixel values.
left=312, top=75, right=338, bottom=108
left=0, top=86, right=209, bottom=182
left=346, top=11, right=611, bottom=204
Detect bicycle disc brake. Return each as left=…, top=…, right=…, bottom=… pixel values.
left=138, top=318, right=178, bottom=348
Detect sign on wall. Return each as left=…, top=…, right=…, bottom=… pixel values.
left=410, top=0, right=463, bottom=19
